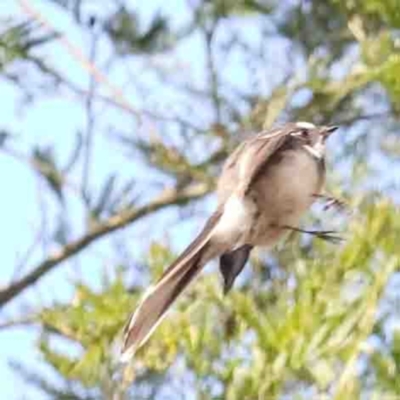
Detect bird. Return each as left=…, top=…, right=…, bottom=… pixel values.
left=120, top=121, right=339, bottom=361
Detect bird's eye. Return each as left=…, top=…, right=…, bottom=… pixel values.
left=290, top=129, right=310, bottom=139
left=292, top=129, right=309, bottom=138
left=300, top=129, right=309, bottom=137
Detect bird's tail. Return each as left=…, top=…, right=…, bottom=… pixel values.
left=120, top=211, right=222, bottom=362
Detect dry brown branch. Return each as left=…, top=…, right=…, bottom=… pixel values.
left=0, top=183, right=211, bottom=308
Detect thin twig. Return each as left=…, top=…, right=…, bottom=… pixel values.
left=82, top=27, right=98, bottom=204
left=204, top=23, right=222, bottom=123
left=1, top=146, right=81, bottom=195
left=28, top=53, right=207, bottom=133
left=11, top=228, right=44, bottom=282
left=0, top=316, right=36, bottom=331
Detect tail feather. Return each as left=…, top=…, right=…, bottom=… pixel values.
left=120, top=211, right=222, bottom=361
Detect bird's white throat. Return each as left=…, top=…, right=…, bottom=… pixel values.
left=303, top=138, right=325, bottom=159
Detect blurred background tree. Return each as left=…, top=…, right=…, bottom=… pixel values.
left=1, top=0, right=400, bottom=399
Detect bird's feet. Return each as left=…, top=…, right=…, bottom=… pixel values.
left=312, top=193, right=348, bottom=212
left=283, top=225, right=344, bottom=244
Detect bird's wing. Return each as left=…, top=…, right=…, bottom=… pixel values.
left=218, top=125, right=294, bottom=200
left=237, top=125, right=293, bottom=194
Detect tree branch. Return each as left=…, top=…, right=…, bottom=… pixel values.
left=0, top=183, right=211, bottom=309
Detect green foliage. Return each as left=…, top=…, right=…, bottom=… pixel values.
left=361, top=0, right=400, bottom=28
left=105, top=8, right=176, bottom=55
left=38, top=274, right=132, bottom=387
left=0, top=20, right=57, bottom=69
left=24, top=200, right=400, bottom=399
left=32, top=146, right=65, bottom=202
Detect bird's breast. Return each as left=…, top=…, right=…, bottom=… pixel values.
left=249, top=148, right=324, bottom=245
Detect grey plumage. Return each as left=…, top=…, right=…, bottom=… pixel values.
left=120, top=122, right=338, bottom=361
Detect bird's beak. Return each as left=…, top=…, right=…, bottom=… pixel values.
left=322, top=125, right=339, bottom=139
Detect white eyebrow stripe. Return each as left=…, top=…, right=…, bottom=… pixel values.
left=295, top=121, right=316, bottom=129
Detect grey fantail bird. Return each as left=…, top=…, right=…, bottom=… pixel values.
left=120, top=121, right=339, bottom=361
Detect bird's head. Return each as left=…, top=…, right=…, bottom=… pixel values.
left=289, top=121, right=338, bottom=158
